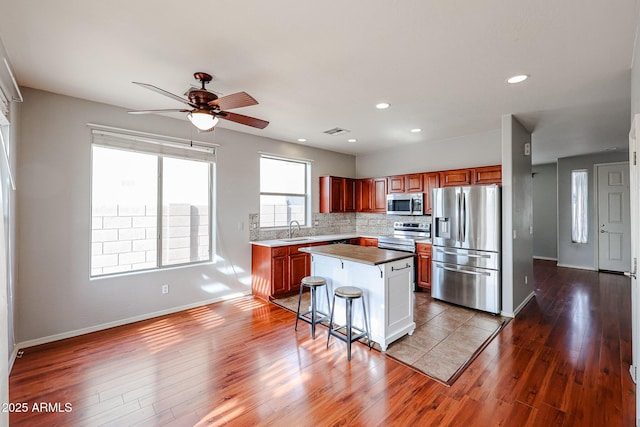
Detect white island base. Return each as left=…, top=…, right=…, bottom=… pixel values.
left=303, top=247, right=416, bottom=351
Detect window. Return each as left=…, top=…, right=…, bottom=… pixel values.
left=260, top=155, right=310, bottom=227
left=91, top=128, right=215, bottom=277
left=571, top=169, right=588, bottom=244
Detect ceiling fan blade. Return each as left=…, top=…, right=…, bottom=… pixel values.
left=208, top=92, right=258, bottom=111
left=218, top=111, right=269, bottom=129
left=128, top=109, right=190, bottom=114
left=132, top=82, right=197, bottom=108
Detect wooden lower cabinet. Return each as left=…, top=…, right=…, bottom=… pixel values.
left=416, top=243, right=432, bottom=291
left=359, top=237, right=378, bottom=247
left=252, top=244, right=311, bottom=300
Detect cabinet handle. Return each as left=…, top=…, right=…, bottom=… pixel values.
left=392, top=263, right=411, bottom=272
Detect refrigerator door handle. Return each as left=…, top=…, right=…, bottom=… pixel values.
left=436, top=248, right=490, bottom=258
left=456, top=192, right=461, bottom=242
left=462, top=193, right=467, bottom=242
left=434, top=263, right=491, bottom=277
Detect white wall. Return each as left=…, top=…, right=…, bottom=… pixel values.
left=355, top=129, right=501, bottom=178
left=556, top=151, right=628, bottom=269
left=501, top=115, right=533, bottom=317
left=15, top=88, right=355, bottom=344
left=532, top=163, right=558, bottom=260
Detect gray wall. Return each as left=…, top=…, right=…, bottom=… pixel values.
left=532, top=163, right=558, bottom=260
left=501, top=115, right=533, bottom=317
left=355, top=129, right=501, bottom=178
left=556, top=151, right=628, bottom=269
left=15, top=88, right=355, bottom=344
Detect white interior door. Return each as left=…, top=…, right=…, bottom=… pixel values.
left=597, top=162, right=631, bottom=272
left=628, top=115, right=639, bottom=426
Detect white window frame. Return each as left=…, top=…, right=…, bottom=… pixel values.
left=259, top=154, right=311, bottom=228
left=571, top=169, right=588, bottom=244
left=89, top=125, right=218, bottom=277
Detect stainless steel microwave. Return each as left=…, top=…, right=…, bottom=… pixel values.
left=386, top=193, right=424, bottom=215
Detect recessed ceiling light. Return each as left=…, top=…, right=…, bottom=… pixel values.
left=410, top=128, right=422, bottom=133
left=297, top=138, right=307, bottom=142
left=507, top=74, right=529, bottom=84
left=347, top=139, right=357, bottom=143
left=376, top=102, right=390, bottom=109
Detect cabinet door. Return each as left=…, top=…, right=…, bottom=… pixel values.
left=372, top=177, right=387, bottom=212
left=387, top=175, right=405, bottom=193
left=357, top=178, right=372, bottom=212
left=405, top=173, right=424, bottom=192
left=288, top=252, right=309, bottom=293
left=422, top=172, right=440, bottom=214
left=473, top=165, right=502, bottom=185
left=272, top=255, right=288, bottom=296
left=416, top=243, right=432, bottom=290
left=439, top=169, right=472, bottom=187
left=343, top=178, right=356, bottom=212
left=330, top=177, right=343, bottom=212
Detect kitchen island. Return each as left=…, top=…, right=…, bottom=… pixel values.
left=299, top=244, right=416, bottom=351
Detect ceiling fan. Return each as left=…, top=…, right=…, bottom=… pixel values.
left=128, top=72, right=269, bottom=132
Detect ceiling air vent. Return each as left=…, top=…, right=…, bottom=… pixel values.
left=323, top=127, right=350, bottom=136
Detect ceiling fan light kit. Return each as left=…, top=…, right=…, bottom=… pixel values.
left=129, top=72, right=269, bottom=131
left=188, top=110, right=219, bottom=131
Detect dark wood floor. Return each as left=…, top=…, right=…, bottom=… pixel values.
left=9, top=260, right=635, bottom=426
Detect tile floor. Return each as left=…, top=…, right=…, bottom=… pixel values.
left=273, top=290, right=506, bottom=385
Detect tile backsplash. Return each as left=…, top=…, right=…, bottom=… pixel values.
left=249, top=212, right=432, bottom=241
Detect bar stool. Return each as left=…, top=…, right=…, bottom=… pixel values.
left=295, top=276, right=331, bottom=339
left=326, top=286, right=372, bottom=361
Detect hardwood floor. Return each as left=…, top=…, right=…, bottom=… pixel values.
left=9, top=260, right=635, bottom=426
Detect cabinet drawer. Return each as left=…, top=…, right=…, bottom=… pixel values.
left=271, top=247, right=287, bottom=257
left=416, top=243, right=432, bottom=254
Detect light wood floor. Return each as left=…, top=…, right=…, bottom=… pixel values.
left=9, top=260, right=635, bottom=426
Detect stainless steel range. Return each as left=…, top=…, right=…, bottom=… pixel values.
left=378, top=222, right=431, bottom=253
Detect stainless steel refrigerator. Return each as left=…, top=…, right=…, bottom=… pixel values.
left=431, top=185, right=501, bottom=314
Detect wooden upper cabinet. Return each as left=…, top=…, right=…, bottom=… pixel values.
left=472, top=165, right=502, bottom=185
left=357, top=177, right=387, bottom=213
left=356, top=179, right=372, bottom=212
left=422, top=172, right=440, bottom=214
left=387, top=175, right=405, bottom=193
left=405, top=173, right=424, bottom=193
left=439, top=168, right=472, bottom=187
left=343, top=178, right=356, bottom=212
left=372, top=177, right=387, bottom=212
left=320, top=176, right=356, bottom=213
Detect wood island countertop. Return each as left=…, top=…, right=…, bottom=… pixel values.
left=299, top=243, right=414, bottom=266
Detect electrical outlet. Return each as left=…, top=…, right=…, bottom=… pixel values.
left=162, top=284, right=169, bottom=294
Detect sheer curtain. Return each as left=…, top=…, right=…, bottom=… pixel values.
left=571, top=170, right=588, bottom=243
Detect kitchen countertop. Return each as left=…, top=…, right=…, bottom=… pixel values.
left=250, top=233, right=378, bottom=248
left=299, top=243, right=414, bottom=266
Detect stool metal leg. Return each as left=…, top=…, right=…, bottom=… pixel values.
left=346, top=298, right=353, bottom=361
left=361, top=296, right=372, bottom=350
left=294, top=283, right=304, bottom=331
left=326, top=293, right=336, bottom=348
left=310, top=286, right=317, bottom=339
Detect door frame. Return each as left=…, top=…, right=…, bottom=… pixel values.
left=594, top=161, right=631, bottom=271
left=628, top=114, right=639, bottom=426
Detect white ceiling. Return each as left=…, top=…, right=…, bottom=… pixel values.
left=0, top=0, right=637, bottom=164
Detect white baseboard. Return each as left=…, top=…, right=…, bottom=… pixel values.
left=12, top=291, right=251, bottom=361
left=556, top=263, right=597, bottom=271
left=533, top=256, right=557, bottom=261
left=501, top=291, right=536, bottom=318
left=8, top=346, right=20, bottom=372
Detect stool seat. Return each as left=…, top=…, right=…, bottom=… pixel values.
left=334, top=286, right=362, bottom=298
left=301, top=276, right=327, bottom=286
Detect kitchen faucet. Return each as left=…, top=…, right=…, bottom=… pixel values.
left=289, top=220, right=301, bottom=238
